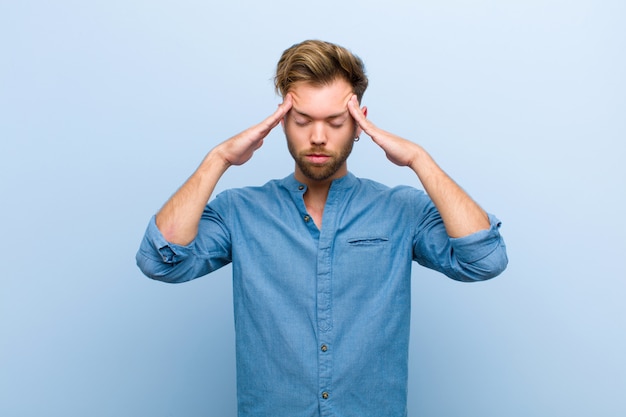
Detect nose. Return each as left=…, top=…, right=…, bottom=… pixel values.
left=310, top=123, right=327, bottom=146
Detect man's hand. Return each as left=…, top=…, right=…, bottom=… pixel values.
left=216, top=94, right=293, bottom=167
left=156, top=95, right=293, bottom=245
left=347, top=95, right=420, bottom=167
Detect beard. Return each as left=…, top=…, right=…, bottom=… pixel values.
left=287, top=136, right=354, bottom=182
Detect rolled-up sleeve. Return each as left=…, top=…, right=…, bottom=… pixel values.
left=414, top=205, right=508, bottom=282
left=447, top=213, right=508, bottom=281
left=135, top=208, right=232, bottom=283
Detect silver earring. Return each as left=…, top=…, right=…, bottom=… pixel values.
left=354, top=136, right=360, bottom=142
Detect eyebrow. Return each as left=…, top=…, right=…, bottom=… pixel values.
left=292, top=108, right=349, bottom=120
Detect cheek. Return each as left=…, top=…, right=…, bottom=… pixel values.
left=284, top=125, right=310, bottom=150
left=342, top=119, right=358, bottom=136
left=331, top=124, right=357, bottom=141
left=285, top=124, right=307, bottom=141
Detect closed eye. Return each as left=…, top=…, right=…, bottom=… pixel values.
left=329, top=116, right=349, bottom=129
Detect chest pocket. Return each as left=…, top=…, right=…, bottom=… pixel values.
left=339, top=236, right=393, bottom=296
left=347, top=236, right=389, bottom=246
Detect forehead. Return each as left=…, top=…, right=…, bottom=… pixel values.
left=289, top=78, right=354, bottom=119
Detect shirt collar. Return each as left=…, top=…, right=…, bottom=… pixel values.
left=280, top=172, right=357, bottom=192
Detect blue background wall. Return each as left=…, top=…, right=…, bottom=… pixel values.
left=1, top=1, right=624, bottom=415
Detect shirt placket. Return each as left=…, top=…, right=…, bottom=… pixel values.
left=316, top=189, right=339, bottom=416
left=317, top=238, right=332, bottom=414
left=294, top=180, right=339, bottom=415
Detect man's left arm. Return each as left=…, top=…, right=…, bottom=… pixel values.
left=348, top=96, right=507, bottom=280
left=348, top=95, right=490, bottom=238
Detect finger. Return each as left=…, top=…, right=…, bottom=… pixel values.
left=347, top=95, right=363, bottom=122
left=273, top=93, right=293, bottom=120
left=347, top=95, right=376, bottom=136
left=255, top=98, right=289, bottom=141
left=260, top=94, right=293, bottom=132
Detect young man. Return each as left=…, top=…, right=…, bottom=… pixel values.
left=137, top=40, right=508, bottom=417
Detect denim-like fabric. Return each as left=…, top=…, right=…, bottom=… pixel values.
left=137, top=172, right=508, bottom=417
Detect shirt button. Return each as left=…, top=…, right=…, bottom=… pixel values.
left=321, top=344, right=328, bottom=352
left=298, top=185, right=305, bottom=190
left=322, top=392, right=329, bottom=400
left=303, top=215, right=311, bottom=222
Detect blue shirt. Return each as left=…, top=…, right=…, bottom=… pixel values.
left=136, top=172, right=507, bottom=417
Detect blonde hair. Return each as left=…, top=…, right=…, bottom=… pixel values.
left=274, top=40, right=368, bottom=101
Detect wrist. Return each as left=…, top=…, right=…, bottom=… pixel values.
left=407, top=144, right=429, bottom=171
left=204, top=146, right=233, bottom=171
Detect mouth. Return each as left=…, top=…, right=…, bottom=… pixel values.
left=305, top=153, right=332, bottom=165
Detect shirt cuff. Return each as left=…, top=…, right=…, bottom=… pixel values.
left=141, top=215, right=194, bottom=265
left=449, top=213, right=504, bottom=264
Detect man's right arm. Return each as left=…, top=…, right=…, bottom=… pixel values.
left=154, top=95, right=293, bottom=246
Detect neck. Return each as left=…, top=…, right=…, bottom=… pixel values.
left=302, top=184, right=328, bottom=229
left=295, top=168, right=348, bottom=229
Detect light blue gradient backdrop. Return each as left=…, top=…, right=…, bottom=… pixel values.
left=1, top=1, right=624, bottom=416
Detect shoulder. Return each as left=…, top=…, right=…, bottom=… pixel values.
left=208, top=178, right=291, bottom=213
left=213, top=178, right=282, bottom=201
left=352, top=176, right=429, bottom=202
left=342, top=176, right=434, bottom=221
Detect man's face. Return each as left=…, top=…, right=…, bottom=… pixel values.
left=283, top=78, right=360, bottom=184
